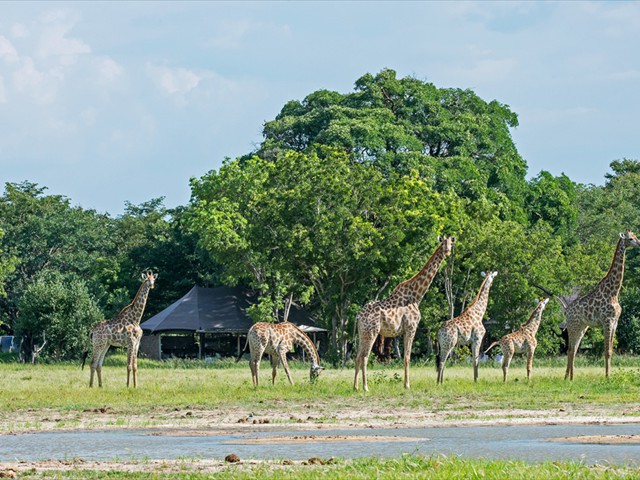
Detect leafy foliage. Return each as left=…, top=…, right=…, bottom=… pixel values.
left=2, top=71, right=640, bottom=365
left=15, top=271, right=103, bottom=361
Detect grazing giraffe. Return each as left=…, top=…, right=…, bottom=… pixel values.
left=436, top=271, right=498, bottom=384
left=564, top=230, right=640, bottom=380
left=83, top=271, right=157, bottom=388
left=354, top=236, right=455, bottom=391
left=484, top=297, right=549, bottom=382
left=238, top=322, right=324, bottom=386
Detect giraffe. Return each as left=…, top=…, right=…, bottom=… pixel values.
left=237, top=322, right=324, bottom=386
left=436, top=271, right=498, bottom=384
left=353, top=235, right=455, bottom=391
left=83, top=271, right=157, bottom=388
left=564, top=230, right=640, bottom=380
left=484, top=297, right=549, bottom=382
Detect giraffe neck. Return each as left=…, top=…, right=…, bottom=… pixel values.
left=522, top=306, right=545, bottom=335
left=392, top=243, right=447, bottom=303
left=464, top=275, right=493, bottom=317
left=597, top=237, right=627, bottom=299
left=291, top=326, right=320, bottom=366
left=120, top=280, right=151, bottom=325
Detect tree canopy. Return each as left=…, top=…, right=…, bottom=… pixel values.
left=1, top=69, right=639, bottom=364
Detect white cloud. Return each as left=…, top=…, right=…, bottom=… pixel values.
left=0, top=35, right=19, bottom=63
left=96, top=57, right=123, bottom=84
left=36, top=9, right=90, bottom=66
left=11, top=23, right=29, bottom=39
left=13, top=57, right=44, bottom=91
left=0, top=76, right=6, bottom=103
left=146, top=64, right=203, bottom=96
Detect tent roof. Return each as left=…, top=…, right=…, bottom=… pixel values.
left=140, top=286, right=324, bottom=334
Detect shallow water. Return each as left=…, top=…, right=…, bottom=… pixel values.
left=1, top=423, right=640, bottom=465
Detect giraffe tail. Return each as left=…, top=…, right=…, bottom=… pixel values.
left=484, top=341, right=498, bottom=355
left=236, top=335, right=250, bottom=363
left=435, top=340, right=440, bottom=372
left=81, top=350, right=89, bottom=370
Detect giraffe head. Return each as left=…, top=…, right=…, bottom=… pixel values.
left=534, top=297, right=550, bottom=313
left=482, top=270, right=498, bottom=285
left=438, top=235, right=456, bottom=257
left=620, top=230, right=640, bottom=249
left=142, top=271, right=158, bottom=289
left=310, top=364, right=324, bottom=383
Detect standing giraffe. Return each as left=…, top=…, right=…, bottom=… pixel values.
left=436, top=271, right=498, bottom=384
left=354, top=236, right=455, bottom=391
left=83, top=271, right=157, bottom=388
left=237, top=322, right=324, bottom=386
left=564, top=230, right=640, bottom=380
left=485, top=297, right=549, bottom=382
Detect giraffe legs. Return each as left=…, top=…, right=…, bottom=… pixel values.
left=250, top=357, right=261, bottom=386
left=436, top=344, right=454, bottom=384
left=471, top=333, right=484, bottom=382
left=126, top=334, right=142, bottom=388
left=526, top=347, right=535, bottom=381
left=270, top=355, right=279, bottom=384
left=565, top=325, right=588, bottom=381
left=501, top=344, right=514, bottom=383
left=354, top=334, right=377, bottom=391
left=89, top=344, right=109, bottom=388
left=126, top=345, right=140, bottom=388
left=248, top=344, right=266, bottom=386
left=604, top=323, right=617, bottom=378
left=402, top=331, right=416, bottom=389
left=278, top=350, right=294, bottom=385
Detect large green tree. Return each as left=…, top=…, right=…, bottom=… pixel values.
left=259, top=68, right=527, bottom=211
left=190, top=148, right=463, bottom=359
left=15, top=270, right=102, bottom=361
left=0, top=182, right=115, bottom=333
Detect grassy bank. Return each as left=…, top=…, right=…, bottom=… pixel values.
left=2, top=356, right=640, bottom=478
left=1, top=354, right=639, bottom=420
left=7, top=455, right=640, bottom=479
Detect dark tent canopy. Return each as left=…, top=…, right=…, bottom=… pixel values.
left=140, top=286, right=320, bottom=334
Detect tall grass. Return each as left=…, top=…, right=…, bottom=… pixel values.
left=1, top=354, right=640, bottom=420
left=12, top=455, right=640, bottom=479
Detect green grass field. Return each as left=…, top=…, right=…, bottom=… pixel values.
left=2, top=354, right=640, bottom=478
left=2, top=353, right=640, bottom=415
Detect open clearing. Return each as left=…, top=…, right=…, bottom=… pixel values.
left=1, top=358, right=640, bottom=477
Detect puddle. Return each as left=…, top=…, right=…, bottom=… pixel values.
left=1, top=424, right=639, bottom=465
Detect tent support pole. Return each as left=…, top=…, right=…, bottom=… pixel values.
left=237, top=334, right=241, bottom=357
left=199, top=332, right=204, bottom=360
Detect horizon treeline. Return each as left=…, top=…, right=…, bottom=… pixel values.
left=2, top=69, right=640, bottom=364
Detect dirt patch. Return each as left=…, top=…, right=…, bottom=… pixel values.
left=0, top=459, right=264, bottom=475
left=225, top=434, right=429, bottom=445
left=549, top=434, right=640, bottom=445
left=1, top=405, right=637, bottom=436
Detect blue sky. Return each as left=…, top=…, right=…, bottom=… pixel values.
left=1, top=1, right=639, bottom=215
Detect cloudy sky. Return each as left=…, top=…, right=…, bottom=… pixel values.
left=1, top=1, right=639, bottom=215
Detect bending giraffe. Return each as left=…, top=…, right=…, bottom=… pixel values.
left=436, top=271, right=498, bottom=384
left=485, top=298, right=549, bottom=382
left=354, top=236, right=455, bottom=391
left=564, top=230, right=640, bottom=380
left=237, top=322, right=324, bottom=386
left=82, top=271, right=157, bottom=387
